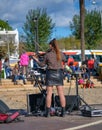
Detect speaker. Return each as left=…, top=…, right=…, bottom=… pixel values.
left=55, top=95, right=81, bottom=111
left=0, top=100, right=10, bottom=113
left=0, top=100, right=27, bottom=115
left=27, top=93, right=55, bottom=114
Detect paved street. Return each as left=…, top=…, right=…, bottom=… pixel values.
left=0, top=79, right=102, bottom=130
left=0, top=110, right=102, bottom=130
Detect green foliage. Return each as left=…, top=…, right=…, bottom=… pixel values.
left=0, top=19, right=12, bottom=30
left=58, top=37, right=80, bottom=50
left=70, top=15, right=80, bottom=39
left=70, top=10, right=102, bottom=49
left=23, top=8, right=55, bottom=52
left=85, top=10, right=102, bottom=49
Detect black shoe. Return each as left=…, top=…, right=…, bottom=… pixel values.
left=45, top=112, right=50, bottom=117
left=45, top=108, right=50, bottom=117
left=60, top=107, right=65, bottom=117
left=34, top=83, right=38, bottom=87
left=67, top=80, right=69, bottom=82
left=14, top=81, right=17, bottom=85
left=23, top=81, right=26, bottom=84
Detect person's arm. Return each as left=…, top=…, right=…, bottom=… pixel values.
left=61, top=52, right=67, bottom=63
left=32, top=55, right=46, bottom=68
left=33, top=55, right=39, bottom=62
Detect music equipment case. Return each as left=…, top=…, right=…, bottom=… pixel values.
left=81, top=108, right=102, bottom=117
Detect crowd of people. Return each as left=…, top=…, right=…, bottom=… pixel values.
left=0, top=48, right=99, bottom=87
left=0, top=46, right=99, bottom=87
left=1, top=50, right=30, bottom=85
left=64, top=55, right=99, bottom=88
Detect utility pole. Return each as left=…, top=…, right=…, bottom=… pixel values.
left=79, top=0, right=85, bottom=62
left=33, top=17, right=39, bottom=52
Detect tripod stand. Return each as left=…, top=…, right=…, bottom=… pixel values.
left=26, top=70, right=47, bottom=116
left=33, top=71, right=47, bottom=116
left=68, top=71, right=91, bottom=113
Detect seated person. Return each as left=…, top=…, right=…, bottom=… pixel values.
left=64, top=63, right=72, bottom=82
left=12, top=64, right=26, bottom=85
left=78, top=74, right=85, bottom=88
left=80, top=64, right=90, bottom=79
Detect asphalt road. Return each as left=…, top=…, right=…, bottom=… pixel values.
left=0, top=110, right=102, bottom=130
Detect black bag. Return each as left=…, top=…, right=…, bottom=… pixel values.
left=0, top=100, right=25, bottom=123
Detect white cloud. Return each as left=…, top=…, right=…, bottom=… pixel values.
left=0, top=0, right=75, bottom=28
left=0, top=0, right=102, bottom=36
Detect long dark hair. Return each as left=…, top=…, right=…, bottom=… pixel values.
left=49, top=38, right=61, bottom=61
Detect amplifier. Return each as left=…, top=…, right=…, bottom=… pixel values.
left=27, top=93, right=55, bottom=115
left=55, top=95, right=81, bottom=112
left=81, top=109, right=102, bottom=117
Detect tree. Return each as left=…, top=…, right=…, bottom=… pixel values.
left=23, top=8, right=55, bottom=52
left=0, top=19, right=12, bottom=30
left=70, top=10, right=102, bottom=49
left=58, top=37, right=80, bottom=50
left=85, top=10, right=102, bottom=49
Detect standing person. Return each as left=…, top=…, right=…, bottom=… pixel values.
left=3, top=57, right=12, bottom=78
left=20, top=50, right=29, bottom=78
left=33, top=38, right=66, bottom=117
left=87, top=57, right=95, bottom=77
left=67, top=56, right=74, bottom=66
left=0, top=57, right=2, bottom=84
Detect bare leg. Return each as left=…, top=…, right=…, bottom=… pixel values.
left=46, top=86, right=53, bottom=108
left=57, top=86, right=66, bottom=107
left=57, top=86, right=66, bottom=117
left=45, top=86, right=53, bottom=117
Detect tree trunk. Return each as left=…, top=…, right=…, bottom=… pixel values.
left=79, top=0, right=85, bottom=62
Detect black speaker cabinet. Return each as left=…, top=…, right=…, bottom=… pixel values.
left=0, top=100, right=10, bottom=113
left=27, top=93, right=55, bottom=114
left=55, top=95, right=80, bottom=111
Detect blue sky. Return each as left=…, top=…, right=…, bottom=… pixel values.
left=0, top=0, right=102, bottom=39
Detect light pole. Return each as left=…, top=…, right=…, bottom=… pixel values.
left=5, top=20, right=10, bottom=60
left=33, top=17, right=39, bottom=52
left=6, top=31, right=10, bottom=60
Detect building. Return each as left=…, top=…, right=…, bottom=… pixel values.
left=0, top=29, right=19, bottom=58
